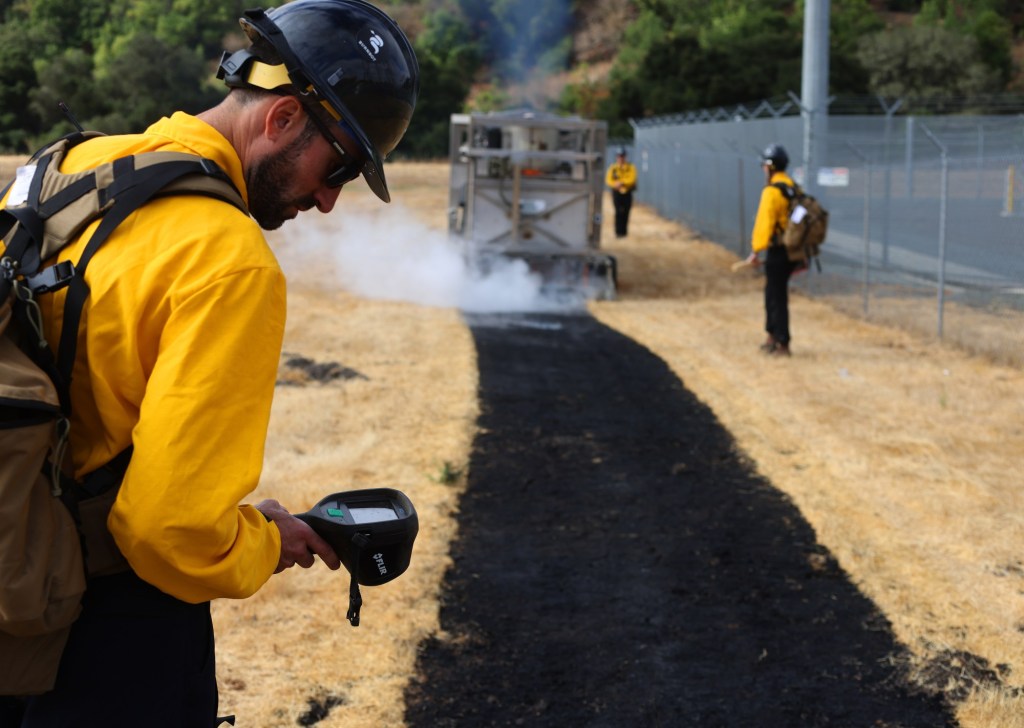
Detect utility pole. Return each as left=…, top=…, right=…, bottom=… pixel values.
left=801, top=0, right=830, bottom=196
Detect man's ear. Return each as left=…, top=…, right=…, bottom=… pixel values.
left=264, top=95, right=306, bottom=144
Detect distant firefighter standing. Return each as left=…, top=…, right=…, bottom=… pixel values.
left=745, top=143, right=804, bottom=357
left=606, top=147, right=637, bottom=238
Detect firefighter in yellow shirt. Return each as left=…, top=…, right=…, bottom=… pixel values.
left=6, top=1, right=419, bottom=725
left=606, top=147, right=637, bottom=237
left=745, top=143, right=803, bottom=357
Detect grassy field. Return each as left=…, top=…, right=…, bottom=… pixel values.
left=215, top=162, right=1024, bottom=726
left=6, top=155, right=1023, bottom=725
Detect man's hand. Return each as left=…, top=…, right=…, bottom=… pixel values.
left=732, top=252, right=760, bottom=272
left=256, top=498, right=342, bottom=574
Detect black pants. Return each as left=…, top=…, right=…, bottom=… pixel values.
left=17, top=571, right=219, bottom=728
left=612, top=190, right=633, bottom=237
left=764, top=245, right=803, bottom=346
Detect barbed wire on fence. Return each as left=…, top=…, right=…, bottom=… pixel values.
left=624, top=100, right=1024, bottom=358
left=630, top=94, right=1024, bottom=130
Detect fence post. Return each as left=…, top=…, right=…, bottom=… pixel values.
left=976, top=123, right=985, bottom=199
left=878, top=96, right=902, bottom=268
left=737, top=155, right=747, bottom=255
left=714, top=152, right=723, bottom=244
left=904, top=116, right=915, bottom=199
left=1004, top=165, right=1016, bottom=216
left=920, top=123, right=949, bottom=339
left=800, top=0, right=830, bottom=198
left=846, top=142, right=873, bottom=317
left=727, top=142, right=748, bottom=255
left=788, top=90, right=836, bottom=192
left=702, top=143, right=724, bottom=244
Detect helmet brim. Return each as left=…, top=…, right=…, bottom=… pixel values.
left=319, top=93, right=392, bottom=203
left=239, top=7, right=416, bottom=203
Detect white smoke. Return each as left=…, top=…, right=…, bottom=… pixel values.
left=273, top=204, right=571, bottom=313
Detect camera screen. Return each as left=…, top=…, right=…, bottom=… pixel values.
left=348, top=506, right=398, bottom=524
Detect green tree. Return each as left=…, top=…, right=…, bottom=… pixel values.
left=856, top=24, right=1002, bottom=108
left=597, top=1, right=800, bottom=130
left=918, top=0, right=1014, bottom=84
left=0, top=17, right=58, bottom=150
left=29, top=48, right=97, bottom=137
left=398, top=7, right=482, bottom=157
left=29, top=0, right=110, bottom=50
left=122, top=0, right=272, bottom=57
left=558, top=64, right=605, bottom=118
left=830, top=0, right=885, bottom=95
left=88, top=32, right=221, bottom=135
left=0, top=0, right=270, bottom=150
left=698, top=4, right=800, bottom=104
left=458, top=0, right=572, bottom=81
left=469, top=84, right=509, bottom=113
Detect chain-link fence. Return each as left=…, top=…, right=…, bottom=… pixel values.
left=627, top=108, right=1024, bottom=364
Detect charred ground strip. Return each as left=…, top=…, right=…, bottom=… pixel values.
left=405, top=312, right=954, bottom=728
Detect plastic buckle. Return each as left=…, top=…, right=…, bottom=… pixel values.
left=0, top=255, right=18, bottom=280
left=26, top=260, right=75, bottom=294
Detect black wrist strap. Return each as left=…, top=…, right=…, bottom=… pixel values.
left=347, top=533, right=369, bottom=627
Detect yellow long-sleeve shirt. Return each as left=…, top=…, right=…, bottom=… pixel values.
left=15, top=113, right=285, bottom=603
left=605, top=161, right=637, bottom=193
left=751, top=170, right=796, bottom=254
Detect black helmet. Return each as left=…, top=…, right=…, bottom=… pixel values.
left=760, top=143, right=788, bottom=171
left=217, top=0, right=420, bottom=203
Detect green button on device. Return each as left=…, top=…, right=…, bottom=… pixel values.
left=327, top=508, right=346, bottom=518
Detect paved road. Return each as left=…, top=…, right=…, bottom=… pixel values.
left=827, top=194, right=1024, bottom=290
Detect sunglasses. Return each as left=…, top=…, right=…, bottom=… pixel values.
left=304, top=104, right=364, bottom=188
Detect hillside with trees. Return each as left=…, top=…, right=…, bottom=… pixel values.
left=0, top=0, right=1021, bottom=155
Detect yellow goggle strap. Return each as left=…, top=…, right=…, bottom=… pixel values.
left=246, top=60, right=342, bottom=122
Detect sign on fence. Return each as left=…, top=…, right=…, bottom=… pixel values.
left=790, top=167, right=849, bottom=187
left=817, top=167, right=850, bottom=187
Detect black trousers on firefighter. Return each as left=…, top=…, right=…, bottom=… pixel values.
left=19, top=571, right=220, bottom=728
left=612, top=189, right=633, bottom=237
left=764, top=244, right=803, bottom=346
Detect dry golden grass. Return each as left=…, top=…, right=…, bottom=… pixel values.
left=214, top=289, right=477, bottom=727
left=7, top=151, right=1023, bottom=724
left=212, top=161, right=1024, bottom=727
left=0, top=155, right=23, bottom=182
left=213, top=163, right=478, bottom=726
left=593, top=207, right=1024, bottom=727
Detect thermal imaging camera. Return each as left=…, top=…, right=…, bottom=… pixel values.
left=297, top=488, right=418, bottom=626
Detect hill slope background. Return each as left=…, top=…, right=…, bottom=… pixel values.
left=3, top=0, right=1023, bottom=153
left=413, top=0, right=1024, bottom=136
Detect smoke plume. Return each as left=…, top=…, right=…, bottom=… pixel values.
left=273, top=205, right=572, bottom=313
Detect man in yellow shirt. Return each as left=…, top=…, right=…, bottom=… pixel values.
left=6, top=1, right=419, bottom=724
left=745, top=143, right=803, bottom=357
left=605, top=147, right=637, bottom=238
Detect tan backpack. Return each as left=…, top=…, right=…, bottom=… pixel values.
left=0, top=131, right=245, bottom=695
left=772, top=181, right=829, bottom=267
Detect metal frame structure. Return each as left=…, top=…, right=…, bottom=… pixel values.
left=448, top=109, right=616, bottom=299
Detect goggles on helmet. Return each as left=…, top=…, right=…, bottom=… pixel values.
left=304, top=107, right=364, bottom=189
left=217, top=2, right=419, bottom=203
left=219, top=50, right=364, bottom=189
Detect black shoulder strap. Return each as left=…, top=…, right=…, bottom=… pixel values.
left=772, top=181, right=796, bottom=201
left=767, top=182, right=797, bottom=244
left=3, top=133, right=249, bottom=411
left=1, top=132, right=109, bottom=301
left=54, top=155, right=246, bottom=408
